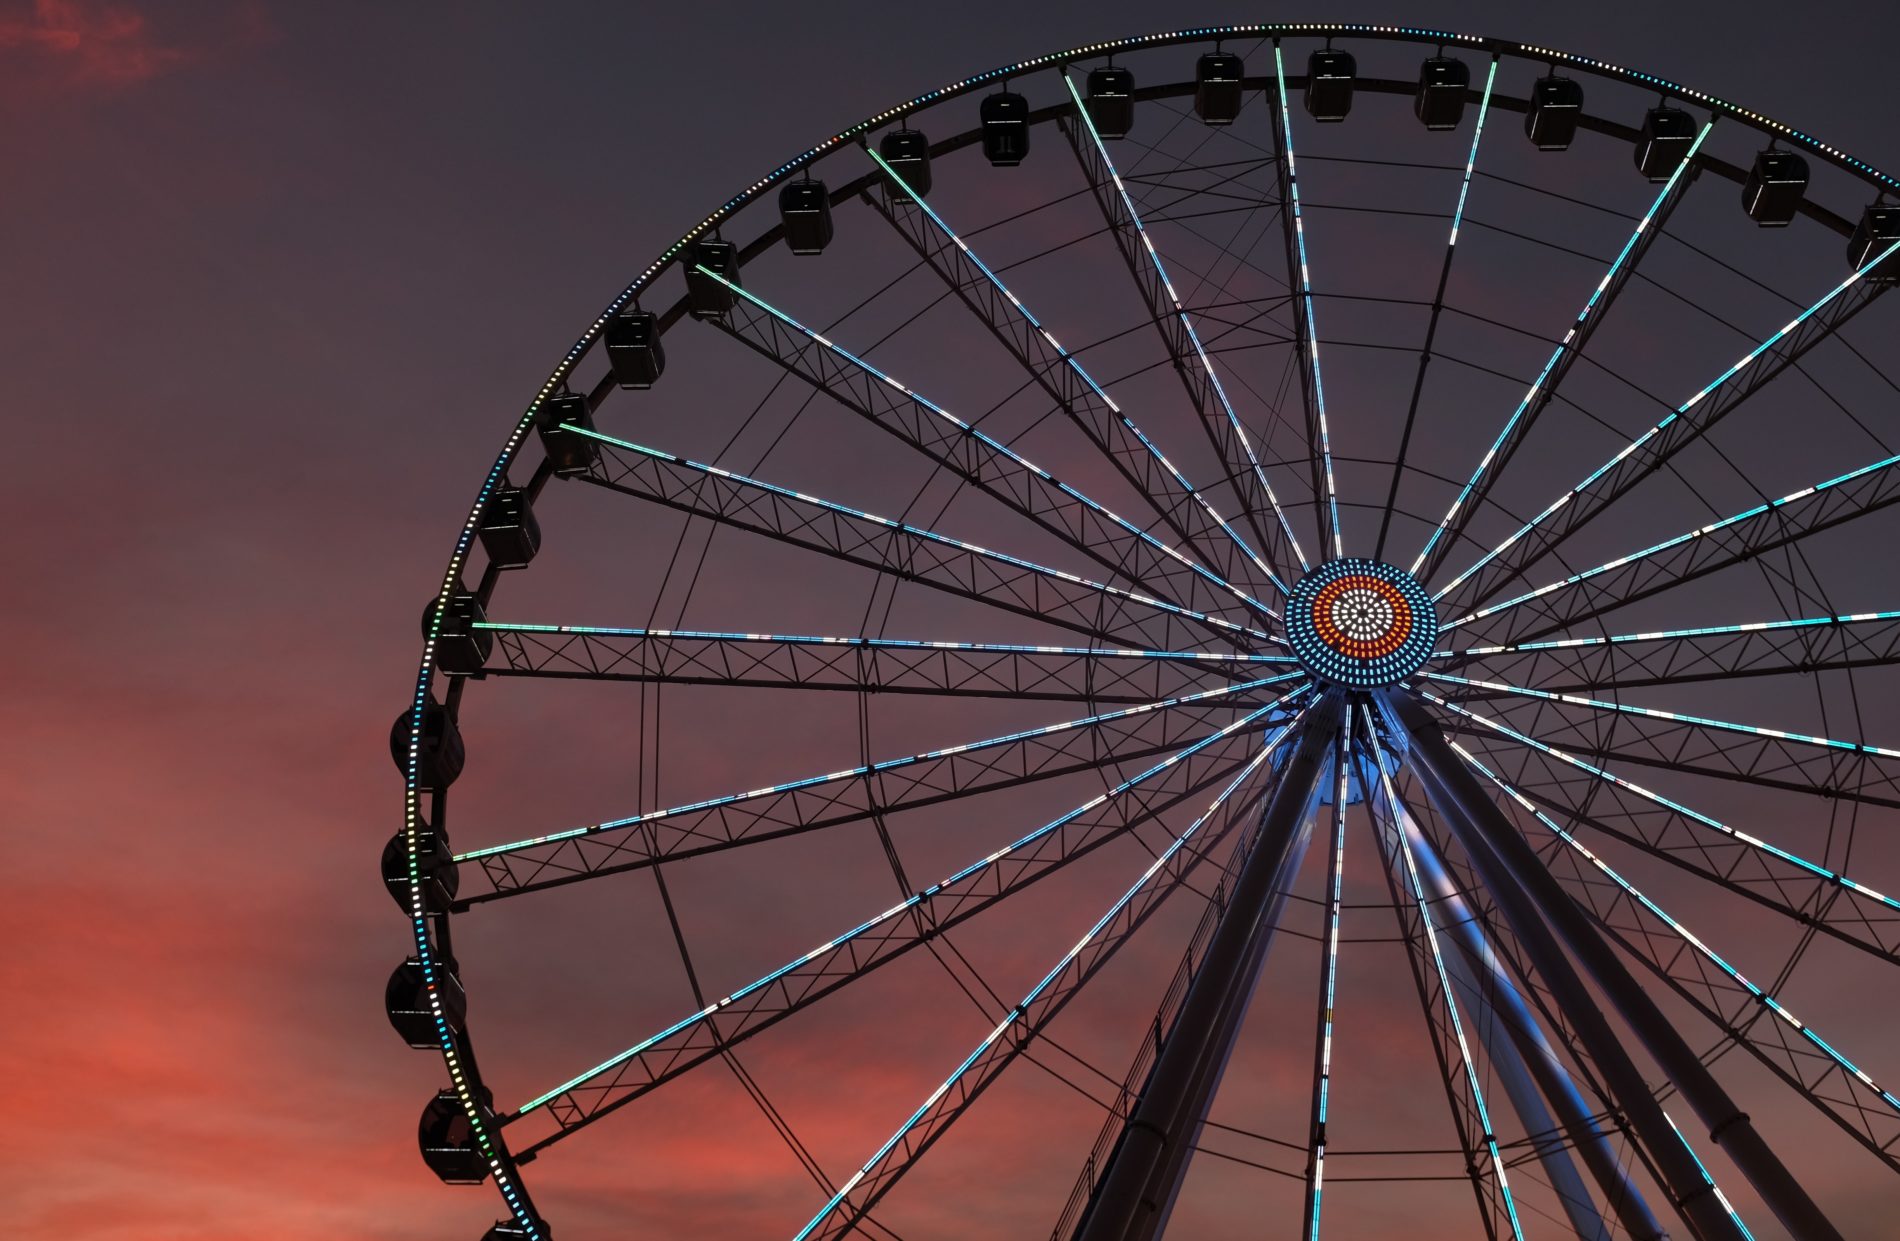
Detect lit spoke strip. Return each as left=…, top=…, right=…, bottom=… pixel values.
left=791, top=723, right=1295, bottom=1241
left=1439, top=450, right=1900, bottom=633
left=1303, top=730, right=1351, bottom=1240
left=1062, top=71, right=1311, bottom=576
left=1437, top=609, right=1900, bottom=659
left=476, top=621, right=1297, bottom=663
left=1412, top=119, right=1714, bottom=584
left=863, top=149, right=1291, bottom=601
left=1665, top=1112, right=1760, bottom=1239
left=700, top=266, right=1281, bottom=623
left=1419, top=691, right=1900, bottom=915
left=1273, top=43, right=1346, bottom=559
left=515, top=689, right=1307, bottom=1117
left=1438, top=236, right=1900, bottom=604
left=1456, top=742, right=1900, bottom=1121
left=566, top=423, right=1281, bottom=647
left=457, top=672, right=1301, bottom=863
left=1358, top=705, right=1526, bottom=1239
left=1375, top=55, right=1497, bottom=560
left=1423, top=670, right=1900, bottom=760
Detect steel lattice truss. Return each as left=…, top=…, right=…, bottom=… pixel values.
left=391, top=24, right=1900, bottom=1241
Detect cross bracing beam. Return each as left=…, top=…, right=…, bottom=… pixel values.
left=566, top=425, right=1278, bottom=653
left=1456, top=742, right=1900, bottom=1169
left=1437, top=241, right=1899, bottom=613
left=502, top=698, right=1302, bottom=1157
left=1060, top=76, right=1310, bottom=586
left=858, top=149, right=1286, bottom=601
left=474, top=622, right=1291, bottom=704
left=699, top=268, right=1278, bottom=631
left=454, top=676, right=1302, bottom=907
left=792, top=720, right=1299, bottom=1241
left=1423, top=691, right=1900, bottom=962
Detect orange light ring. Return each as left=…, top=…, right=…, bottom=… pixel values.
left=1307, top=573, right=1414, bottom=661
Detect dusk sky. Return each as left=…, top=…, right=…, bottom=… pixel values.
left=7, top=2, right=1900, bottom=1239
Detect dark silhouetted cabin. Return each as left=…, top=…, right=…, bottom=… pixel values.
left=1415, top=56, right=1470, bottom=130
left=604, top=311, right=664, bottom=389
left=1742, top=149, right=1808, bottom=226
left=1086, top=65, right=1135, bottom=138
left=478, top=485, right=541, bottom=569
left=879, top=128, right=932, bottom=200
left=1525, top=75, right=1582, bottom=150
left=381, top=821, right=459, bottom=913
left=386, top=955, right=466, bottom=1048
left=1635, top=105, right=1697, bottom=180
left=981, top=90, right=1030, bottom=165
left=1849, top=205, right=1900, bottom=281
left=1305, top=49, right=1356, bottom=122
left=685, top=238, right=742, bottom=317
left=1195, top=51, right=1243, bottom=124
left=392, top=697, right=464, bottom=789
left=424, top=592, right=490, bottom=675
left=419, top=1088, right=494, bottom=1184
left=778, top=178, right=834, bottom=255
left=536, top=392, right=598, bottom=476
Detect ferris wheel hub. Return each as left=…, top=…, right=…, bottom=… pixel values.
left=1285, top=558, right=1437, bottom=688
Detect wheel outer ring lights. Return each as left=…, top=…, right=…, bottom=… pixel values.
left=1286, top=558, right=1438, bottom=688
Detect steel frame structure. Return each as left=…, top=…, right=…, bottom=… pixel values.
left=393, top=23, right=1900, bottom=1241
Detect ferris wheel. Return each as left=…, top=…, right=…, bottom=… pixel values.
left=388, top=24, right=1900, bottom=1240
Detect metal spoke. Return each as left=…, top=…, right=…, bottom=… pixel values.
left=1422, top=691, right=1900, bottom=962
left=1436, top=608, right=1900, bottom=689
left=455, top=674, right=1303, bottom=906
left=1436, top=449, right=1900, bottom=647
left=1060, top=72, right=1311, bottom=585
left=1456, top=743, right=1900, bottom=1166
left=501, top=696, right=1303, bottom=1156
left=1410, top=118, right=1714, bottom=585
left=565, top=423, right=1281, bottom=651
left=1357, top=705, right=1526, bottom=1240
left=858, top=148, right=1288, bottom=602
left=789, top=723, right=1297, bottom=1241
left=1302, top=728, right=1351, bottom=1239
left=1270, top=41, right=1348, bottom=558
left=1374, top=55, right=1499, bottom=562
left=474, top=621, right=1293, bottom=703
left=1424, top=673, right=1900, bottom=808
left=697, top=266, right=1280, bottom=628
left=1436, top=240, right=1900, bottom=611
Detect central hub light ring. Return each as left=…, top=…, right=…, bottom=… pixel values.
left=1286, top=558, right=1437, bottom=688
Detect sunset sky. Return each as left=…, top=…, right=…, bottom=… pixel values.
left=6, top=2, right=1900, bottom=1239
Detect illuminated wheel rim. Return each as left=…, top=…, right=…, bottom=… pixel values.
left=393, top=23, right=1900, bottom=1240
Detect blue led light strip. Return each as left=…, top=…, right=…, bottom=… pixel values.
left=1436, top=609, right=1900, bottom=659
left=1304, top=731, right=1351, bottom=1240
left=1411, top=119, right=1715, bottom=582
left=1062, top=71, right=1312, bottom=576
left=517, top=687, right=1309, bottom=1115
left=1438, top=237, right=1900, bottom=605
left=1447, top=58, right=1497, bottom=247
left=457, top=672, right=1301, bottom=863
left=1439, top=449, right=1900, bottom=633
left=1418, top=691, right=1900, bottom=914
left=566, top=423, right=1282, bottom=647
left=1273, top=44, right=1344, bottom=560
left=1359, top=705, right=1525, bottom=1239
left=699, top=264, right=1281, bottom=622
left=863, top=149, right=1291, bottom=601
left=1665, top=1111, right=1759, bottom=1240
left=1422, top=670, right=1900, bottom=759
left=792, top=720, right=1297, bottom=1241
left=1455, top=742, right=1900, bottom=1119
left=477, top=620, right=1298, bottom=663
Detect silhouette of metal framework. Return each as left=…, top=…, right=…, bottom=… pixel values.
left=391, top=24, right=1900, bottom=1240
